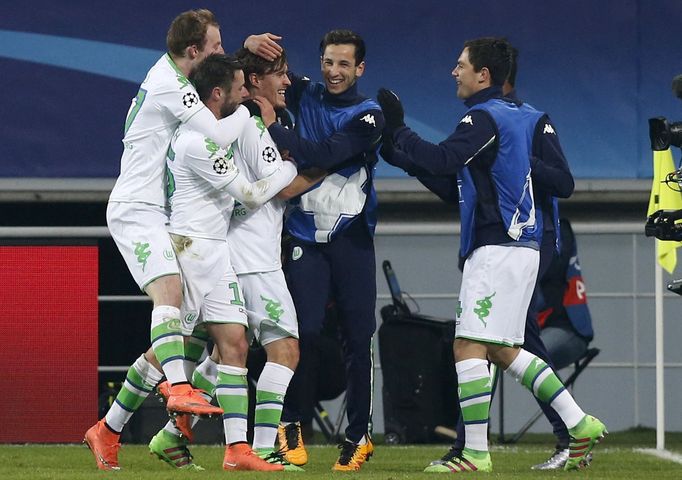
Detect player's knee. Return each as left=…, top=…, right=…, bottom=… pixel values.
left=265, top=337, right=299, bottom=370
left=145, top=274, right=182, bottom=307
left=213, top=332, right=248, bottom=366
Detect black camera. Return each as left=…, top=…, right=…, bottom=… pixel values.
left=649, top=117, right=682, bottom=151
left=645, top=209, right=682, bottom=241
left=649, top=74, right=682, bottom=151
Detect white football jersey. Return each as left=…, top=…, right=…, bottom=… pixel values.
left=167, top=118, right=297, bottom=242
left=109, top=54, right=249, bottom=207
left=229, top=116, right=287, bottom=274
left=166, top=124, right=240, bottom=240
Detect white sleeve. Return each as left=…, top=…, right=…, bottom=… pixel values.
left=155, top=83, right=206, bottom=124
left=237, top=118, right=283, bottom=179
left=157, top=80, right=250, bottom=148
left=183, top=138, right=240, bottom=191
left=223, top=161, right=297, bottom=210
left=183, top=135, right=297, bottom=209
left=184, top=105, right=250, bottom=148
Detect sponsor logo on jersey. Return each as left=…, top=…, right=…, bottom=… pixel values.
left=205, top=138, right=220, bottom=158
left=360, top=113, right=376, bottom=127
left=262, top=146, right=277, bottom=163
left=473, top=292, right=496, bottom=327
left=182, top=92, right=199, bottom=108
left=543, top=123, right=556, bottom=135
left=254, top=116, right=266, bottom=138
left=133, top=241, right=151, bottom=271
left=213, top=157, right=232, bottom=175
left=163, top=249, right=175, bottom=261
left=460, top=114, right=473, bottom=125
left=292, top=246, right=303, bottom=261
left=261, top=295, right=284, bottom=322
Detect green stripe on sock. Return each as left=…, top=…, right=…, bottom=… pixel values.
left=150, top=319, right=181, bottom=341
left=256, top=390, right=283, bottom=403
left=461, top=401, right=490, bottom=423
left=459, top=377, right=492, bottom=399
left=535, top=373, right=565, bottom=403
left=116, top=386, right=147, bottom=410
left=217, top=372, right=248, bottom=415
left=184, top=340, right=206, bottom=363
left=255, top=407, right=283, bottom=426
left=192, top=370, right=217, bottom=395
left=521, top=357, right=547, bottom=390
left=153, top=341, right=184, bottom=364
left=126, top=365, right=154, bottom=391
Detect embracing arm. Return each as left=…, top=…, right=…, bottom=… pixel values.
left=277, top=167, right=327, bottom=200
left=392, top=110, right=497, bottom=176
left=184, top=105, right=251, bottom=148
left=269, top=109, right=384, bottom=169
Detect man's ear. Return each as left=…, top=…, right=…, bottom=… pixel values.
left=249, top=72, right=260, bottom=88
left=186, top=44, right=200, bottom=60
left=211, top=85, right=223, bottom=101
left=478, top=66, right=490, bottom=85
left=355, top=61, right=366, bottom=78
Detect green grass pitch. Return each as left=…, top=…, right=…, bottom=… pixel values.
left=1, top=430, right=681, bottom=479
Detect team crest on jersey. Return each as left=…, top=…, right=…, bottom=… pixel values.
left=262, top=146, right=277, bottom=163
left=213, top=156, right=232, bottom=175
left=182, top=92, right=199, bottom=108
left=292, top=246, right=303, bottom=261
left=460, top=114, right=473, bottom=125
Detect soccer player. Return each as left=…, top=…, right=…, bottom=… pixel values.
left=84, top=8, right=280, bottom=471
left=253, top=29, right=384, bottom=472
left=149, top=47, right=325, bottom=472
left=377, top=37, right=606, bottom=473
left=160, top=52, right=300, bottom=472
left=405, top=46, right=580, bottom=471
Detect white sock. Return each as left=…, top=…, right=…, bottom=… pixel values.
left=252, top=362, right=294, bottom=450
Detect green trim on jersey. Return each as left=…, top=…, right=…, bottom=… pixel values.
left=165, top=53, right=191, bottom=89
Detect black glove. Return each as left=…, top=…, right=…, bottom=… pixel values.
left=242, top=99, right=261, bottom=117
left=377, top=88, right=405, bottom=131
left=379, top=128, right=395, bottom=161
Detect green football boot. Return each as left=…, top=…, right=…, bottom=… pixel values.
left=424, top=447, right=492, bottom=473
left=564, top=415, right=607, bottom=471
left=149, top=429, right=204, bottom=471
left=256, top=448, right=305, bottom=471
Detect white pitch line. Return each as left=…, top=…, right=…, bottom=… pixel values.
left=634, top=448, right=682, bottom=464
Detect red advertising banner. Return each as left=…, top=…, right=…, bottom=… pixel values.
left=0, top=246, right=98, bottom=442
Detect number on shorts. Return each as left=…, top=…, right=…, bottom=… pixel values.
left=228, top=282, right=244, bottom=306
left=124, top=88, right=147, bottom=135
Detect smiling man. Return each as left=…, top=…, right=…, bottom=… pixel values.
left=377, top=37, right=606, bottom=473
left=251, top=29, right=384, bottom=472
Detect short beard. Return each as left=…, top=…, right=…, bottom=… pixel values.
left=220, top=101, right=239, bottom=118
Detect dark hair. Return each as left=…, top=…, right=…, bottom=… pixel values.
left=166, top=9, right=219, bottom=57
left=507, top=45, right=519, bottom=88
left=235, top=47, right=288, bottom=90
left=189, top=54, right=243, bottom=102
left=463, top=37, right=513, bottom=86
left=319, top=29, right=366, bottom=64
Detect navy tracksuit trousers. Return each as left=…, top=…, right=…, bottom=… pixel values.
left=281, top=219, right=376, bottom=443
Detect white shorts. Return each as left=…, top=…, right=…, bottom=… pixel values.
left=170, top=235, right=247, bottom=335
left=456, top=244, right=539, bottom=347
left=107, top=202, right=179, bottom=290
left=238, top=270, right=298, bottom=346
